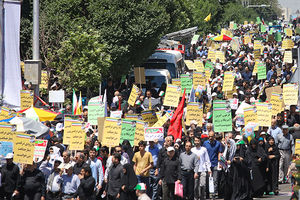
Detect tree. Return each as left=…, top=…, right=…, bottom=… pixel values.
left=50, top=27, right=111, bottom=95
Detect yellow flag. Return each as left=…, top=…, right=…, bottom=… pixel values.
left=204, top=13, right=211, bottom=22
left=76, top=91, right=82, bottom=115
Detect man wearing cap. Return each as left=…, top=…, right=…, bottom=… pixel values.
left=135, top=183, right=151, bottom=200
left=0, top=153, right=20, bottom=199
left=57, top=163, right=80, bottom=199
left=277, top=125, right=294, bottom=183
left=159, top=146, right=182, bottom=200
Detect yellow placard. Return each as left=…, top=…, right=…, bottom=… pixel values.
left=283, top=50, right=293, bottom=63
left=207, top=50, right=216, bottom=62
left=0, top=107, right=11, bottom=121
left=20, top=90, right=34, bottom=110
left=282, top=39, right=294, bottom=50
left=244, top=35, right=251, bottom=44
left=283, top=84, right=298, bottom=105
left=141, top=110, right=158, bottom=126
left=0, top=123, right=15, bottom=142
left=20, top=61, right=25, bottom=74
left=164, top=84, right=181, bottom=107
left=69, top=123, right=85, bottom=150
left=193, top=72, right=206, bottom=89
left=250, top=21, right=254, bottom=24
left=102, top=118, right=122, bottom=147
left=63, top=116, right=80, bottom=145
left=134, top=120, right=145, bottom=146
left=40, top=70, right=49, bottom=89
left=153, top=112, right=171, bottom=127
left=244, top=106, right=258, bottom=127
left=215, top=51, right=225, bottom=63
left=285, top=28, right=293, bottom=37
left=13, top=133, right=35, bottom=164
left=172, top=79, right=181, bottom=86
left=295, top=139, right=300, bottom=155
left=254, top=40, right=263, bottom=52
left=256, top=103, right=272, bottom=127
left=254, top=49, right=261, bottom=60
left=270, top=93, right=284, bottom=116
left=211, top=42, right=221, bottom=50
left=194, top=60, right=204, bottom=72
left=222, top=71, right=234, bottom=92
left=244, top=21, right=248, bottom=25
left=186, top=102, right=203, bottom=126
left=229, top=21, right=234, bottom=30
left=128, top=84, right=139, bottom=106
left=185, top=60, right=196, bottom=70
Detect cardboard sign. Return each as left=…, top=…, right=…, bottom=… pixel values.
left=141, top=110, right=158, bottom=126
left=88, top=97, right=105, bottom=125
left=120, top=119, right=136, bottom=146
left=97, top=117, right=105, bottom=142
left=193, top=72, right=206, bottom=89
left=69, top=123, right=85, bottom=150
left=134, top=67, right=146, bottom=84
left=265, top=86, right=282, bottom=102
left=207, top=50, right=216, bottom=62
left=283, top=84, right=298, bottom=105
left=128, top=84, right=139, bottom=106
left=243, top=106, right=258, bottom=127
left=20, top=90, right=34, bottom=110
left=270, top=93, right=283, bottom=116
left=194, top=60, right=204, bottom=72
left=134, top=120, right=145, bottom=146
left=144, top=127, right=164, bottom=141
left=256, top=103, right=272, bottom=127
left=213, top=108, right=232, bottom=132
left=13, top=133, right=35, bottom=164
left=257, top=63, right=266, bottom=80
left=244, top=35, right=251, bottom=44
left=110, top=111, right=123, bottom=118
left=285, top=28, right=293, bottom=37
left=102, top=118, right=122, bottom=146
left=0, top=123, right=15, bottom=142
left=282, top=39, right=294, bottom=49
left=295, top=139, right=300, bottom=155
left=222, top=71, right=234, bottom=91
left=172, top=79, right=181, bottom=86
left=0, top=107, right=11, bottom=121
left=49, top=90, right=65, bottom=103
left=180, top=74, right=193, bottom=94
left=186, top=102, right=203, bottom=126
left=0, top=141, right=13, bottom=158
left=33, top=139, right=48, bottom=162
left=283, top=50, right=293, bottom=63
left=185, top=60, right=196, bottom=70
left=40, top=70, right=48, bottom=89
left=63, top=115, right=81, bottom=145
left=153, top=112, right=171, bottom=127
left=215, top=51, right=225, bottom=63
left=164, top=84, right=181, bottom=107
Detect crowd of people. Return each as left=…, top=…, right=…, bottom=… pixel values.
left=1, top=20, right=300, bottom=200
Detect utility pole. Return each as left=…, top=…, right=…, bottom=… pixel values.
left=32, top=0, right=39, bottom=60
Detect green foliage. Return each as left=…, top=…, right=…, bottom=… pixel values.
left=50, top=27, right=111, bottom=94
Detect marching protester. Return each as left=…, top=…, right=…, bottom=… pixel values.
left=2, top=13, right=300, bottom=200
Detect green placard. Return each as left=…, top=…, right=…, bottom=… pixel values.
left=233, top=23, right=238, bottom=30
left=256, top=17, right=262, bottom=24
left=261, top=24, right=267, bottom=33
left=275, top=32, right=282, bottom=42
left=88, top=99, right=104, bottom=125
left=213, top=108, right=232, bottom=132
left=257, top=63, right=266, bottom=80
left=269, top=28, right=274, bottom=35
left=120, top=119, right=136, bottom=146
left=205, top=61, right=214, bottom=70
left=180, top=74, right=193, bottom=94
left=213, top=100, right=227, bottom=109
left=295, top=28, right=300, bottom=35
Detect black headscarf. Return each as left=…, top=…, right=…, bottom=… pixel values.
left=247, top=139, right=266, bottom=160
left=121, top=163, right=138, bottom=191
left=122, top=140, right=134, bottom=162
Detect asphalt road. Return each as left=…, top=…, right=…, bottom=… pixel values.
left=253, top=183, right=292, bottom=200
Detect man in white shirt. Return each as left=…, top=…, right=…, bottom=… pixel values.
left=192, top=136, right=211, bottom=200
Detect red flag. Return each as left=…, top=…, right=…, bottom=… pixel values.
left=168, top=89, right=186, bottom=140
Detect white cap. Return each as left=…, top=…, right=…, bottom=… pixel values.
left=5, top=153, right=13, bottom=159
left=56, top=123, right=64, bottom=132
left=212, top=92, right=217, bottom=97
left=235, top=135, right=242, bottom=140
left=167, top=146, right=175, bottom=152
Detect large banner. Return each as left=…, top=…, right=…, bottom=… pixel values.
left=3, top=1, right=22, bottom=107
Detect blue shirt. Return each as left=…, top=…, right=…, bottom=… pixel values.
left=57, top=174, right=80, bottom=194
left=267, top=126, right=282, bottom=144
left=267, top=70, right=274, bottom=81
left=203, top=140, right=222, bottom=167
left=146, top=144, right=162, bottom=167
left=87, top=158, right=104, bottom=186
